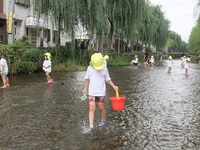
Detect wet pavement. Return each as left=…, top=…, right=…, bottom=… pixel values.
left=0, top=60, right=200, bottom=150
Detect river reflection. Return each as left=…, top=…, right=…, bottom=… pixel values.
left=0, top=60, right=200, bottom=149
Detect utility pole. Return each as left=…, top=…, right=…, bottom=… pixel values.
left=7, top=0, right=15, bottom=44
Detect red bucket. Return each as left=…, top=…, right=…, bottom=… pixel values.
left=110, top=89, right=126, bottom=111
left=110, top=96, right=126, bottom=110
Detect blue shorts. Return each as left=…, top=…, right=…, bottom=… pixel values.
left=1, top=71, right=8, bottom=76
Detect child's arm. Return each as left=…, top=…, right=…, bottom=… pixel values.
left=83, top=79, right=89, bottom=94
left=107, top=80, right=118, bottom=90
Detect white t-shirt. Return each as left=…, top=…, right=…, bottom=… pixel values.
left=184, top=61, right=189, bottom=69
left=43, top=60, right=52, bottom=72
left=85, top=66, right=111, bottom=96
left=104, top=60, right=107, bottom=67
left=167, top=60, right=172, bottom=67
left=0, top=58, right=8, bottom=72
left=131, top=58, right=138, bottom=64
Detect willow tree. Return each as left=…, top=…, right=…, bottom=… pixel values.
left=32, top=0, right=169, bottom=54
left=166, top=31, right=182, bottom=52
left=188, top=19, right=200, bottom=52
left=105, top=0, right=146, bottom=52
left=138, top=4, right=170, bottom=51
left=151, top=5, right=170, bottom=51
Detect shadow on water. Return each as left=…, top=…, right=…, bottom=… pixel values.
left=0, top=60, right=200, bottom=149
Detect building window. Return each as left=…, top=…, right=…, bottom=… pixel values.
left=53, top=30, right=59, bottom=44
left=15, top=0, right=30, bottom=7
left=43, top=29, right=50, bottom=42
left=0, top=28, right=2, bottom=43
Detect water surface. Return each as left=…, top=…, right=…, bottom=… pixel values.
left=0, top=60, right=200, bottom=150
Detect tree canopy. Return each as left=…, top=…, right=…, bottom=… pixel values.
left=188, top=19, right=200, bottom=52
left=32, top=0, right=171, bottom=52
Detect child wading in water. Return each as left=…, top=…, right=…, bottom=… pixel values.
left=184, top=57, right=190, bottom=75
left=167, top=56, right=173, bottom=73
left=0, top=55, right=9, bottom=88
left=83, top=52, right=118, bottom=134
left=130, top=55, right=138, bottom=66
left=43, top=53, right=53, bottom=84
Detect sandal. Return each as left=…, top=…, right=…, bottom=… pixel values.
left=98, top=120, right=107, bottom=126
left=83, top=127, right=93, bottom=134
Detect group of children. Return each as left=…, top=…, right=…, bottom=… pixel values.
left=130, top=54, right=155, bottom=66
left=166, top=55, right=191, bottom=75
left=129, top=52, right=191, bottom=75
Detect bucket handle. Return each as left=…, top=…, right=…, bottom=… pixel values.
left=115, top=89, right=119, bottom=99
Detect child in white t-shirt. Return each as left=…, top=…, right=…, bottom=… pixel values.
left=82, top=53, right=118, bottom=134
left=43, top=53, right=53, bottom=84
left=184, top=57, right=190, bottom=75
left=149, top=55, right=155, bottom=66
left=167, top=56, right=173, bottom=73
left=0, top=55, right=9, bottom=88
left=130, top=55, right=138, bottom=66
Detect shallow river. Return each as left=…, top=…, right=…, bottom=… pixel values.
left=0, top=60, right=200, bottom=150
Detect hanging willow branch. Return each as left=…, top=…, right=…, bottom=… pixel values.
left=32, top=0, right=170, bottom=51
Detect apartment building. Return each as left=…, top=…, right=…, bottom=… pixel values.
left=0, top=0, right=6, bottom=44
left=2, top=0, right=88, bottom=47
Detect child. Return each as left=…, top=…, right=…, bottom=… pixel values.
left=180, top=55, right=186, bottom=68
left=184, top=57, right=190, bottom=75
left=167, top=56, right=172, bottom=73
left=103, top=55, right=109, bottom=67
left=143, top=50, right=149, bottom=66
left=43, top=53, right=53, bottom=84
left=130, top=55, right=138, bottom=66
left=149, top=55, right=155, bottom=66
left=82, top=53, right=118, bottom=134
left=0, top=55, right=9, bottom=88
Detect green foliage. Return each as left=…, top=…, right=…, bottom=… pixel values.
left=188, top=19, right=200, bottom=52
left=0, top=41, right=44, bottom=74
left=32, top=0, right=170, bottom=52
left=165, top=31, right=187, bottom=52
left=108, top=54, right=131, bottom=66
left=19, top=61, right=35, bottom=73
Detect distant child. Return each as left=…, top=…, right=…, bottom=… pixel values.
left=143, top=50, right=149, bottom=66
left=0, top=55, right=9, bottom=88
left=103, top=55, right=109, bottom=67
left=149, top=55, right=155, bottom=66
left=82, top=53, right=118, bottom=134
left=43, top=53, right=53, bottom=84
left=184, top=57, right=190, bottom=75
left=130, top=55, right=138, bottom=66
left=180, top=55, right=186, bottom=68
left=167, top=56, right=173, bottom=73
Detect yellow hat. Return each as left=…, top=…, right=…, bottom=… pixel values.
left=44, top=52, right=51, bottom=60
left=168, top=56, right=172, bottom=60
left=90, top=53, right=104, bottom=70
left=187, top=58, right=190, bottom=62
left=135, top=55, right=138, bottom=58
left=103, top=55, right=109, bottom=60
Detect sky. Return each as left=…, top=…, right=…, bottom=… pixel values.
left=149, top=0, right=198, bottom=43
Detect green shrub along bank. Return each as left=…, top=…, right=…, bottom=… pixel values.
left=0, top=40, right=96, bottom=74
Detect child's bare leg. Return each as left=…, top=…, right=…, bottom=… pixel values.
left=46, top=72, right=51, bottom=81
left=89, top=101, right=95, bottom=128
left=1, top=76, right=7, bottom=88
left=5, top=76, right=9, bottom=86
left=98, top=103, right=106, bottom=120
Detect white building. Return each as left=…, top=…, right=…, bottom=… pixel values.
left=3, top=0, right=88, bottom=47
